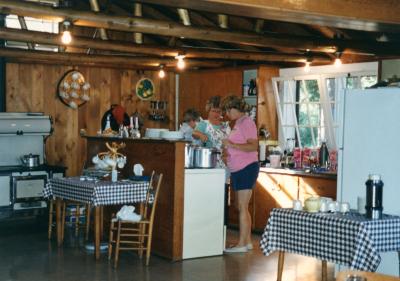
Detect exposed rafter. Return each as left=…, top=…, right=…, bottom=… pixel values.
left=88, top=0, right=108, bottom=40
left=135, top=0, right=400, bottom=33
left=0, top=27, right=334, bottom=63
left=133, top=3, right=143, bottom=44
left=0, top=0, right=397, bottom=56
left=17, top=16, right=34, bottom=49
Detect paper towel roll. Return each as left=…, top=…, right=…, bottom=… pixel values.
left=259, top=143, right=266, bottom=161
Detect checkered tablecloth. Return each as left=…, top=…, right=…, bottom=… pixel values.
left=260, top=208, right=400, bottom=272
left=43, top=177, right=149, bottom=206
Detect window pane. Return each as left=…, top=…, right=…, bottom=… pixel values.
left=298, top=104, right=309, bottom=126
left=361, top=75, right=377, bottom=89
left=326, top=78, right=336, bottom=102
left=346, top=77, right=358, bottom=89
left=304, top=80, right=320, bottom=102
left=299, top=127, right=313, bottom=147
left=308, top=104, right=321, bottom=126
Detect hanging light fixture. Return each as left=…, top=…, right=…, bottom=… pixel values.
left=334, top=52, right=342, bottom=67
left=175, top=54, right=186, bottom=70
left=61, top=20, right=72, bottom=44
left=158, top=64, right=166, bottom=78
left=304, top=57, right=312, bottom=73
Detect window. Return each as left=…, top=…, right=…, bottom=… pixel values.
left=273, top=70, right=377, bottom=150
left=5, top=14, right=59, bottom=51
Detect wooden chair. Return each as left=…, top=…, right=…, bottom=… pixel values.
left=48, top=199, right=91, bottom=241
left=108, top=172, right=163, bottom=267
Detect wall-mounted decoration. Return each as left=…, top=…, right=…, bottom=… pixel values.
left=135, top=78, right=154, bottom=100
left=57, top=70, right=91, bottom=109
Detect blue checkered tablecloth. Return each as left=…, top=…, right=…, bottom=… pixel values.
left=260, top=208, right=400, bottom=272
left=43, top=177, right=149, bottom=206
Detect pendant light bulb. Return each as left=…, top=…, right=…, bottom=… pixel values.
left=175, top=55, right=186, bottom=70
left=334, top=52, right=342, bottom=68
left=304, top=61, right=311, bottom=73
left=158, top=65, right=166, bottom=78
left=61, top=21, right=72, bottom=44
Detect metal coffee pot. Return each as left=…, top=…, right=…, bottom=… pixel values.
left=21, top=153, right=40, bottom=167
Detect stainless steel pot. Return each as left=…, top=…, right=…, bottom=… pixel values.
left=192, top=147, right=219, bottom=168
left=184, top=144, right=195, bottom=168
left=21, top=154, right=40, bottom=167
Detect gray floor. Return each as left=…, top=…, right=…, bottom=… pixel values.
left=0, top=219, right=334, bottom=281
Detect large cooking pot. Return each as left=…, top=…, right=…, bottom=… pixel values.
left=192, top=146, right=220, bottom=168
left=21, top=153, right=40, bottom=168
left=184, top=144, right=195, bottom=168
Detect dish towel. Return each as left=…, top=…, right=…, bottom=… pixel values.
left=116, top=205, right=141, bottom=222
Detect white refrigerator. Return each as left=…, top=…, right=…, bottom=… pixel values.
left=337, top=87, right=400, bottom=275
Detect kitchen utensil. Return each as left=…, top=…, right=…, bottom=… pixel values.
left=192, top=147, right=219, bottom=168
left=20, top=153, right=40, bottom=167
left=184, top=144, right=195, bottom=168
left=357, top=196, right=366, bottom=214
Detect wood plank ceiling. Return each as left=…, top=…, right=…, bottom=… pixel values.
left=0, top=0, right=399, bottom=70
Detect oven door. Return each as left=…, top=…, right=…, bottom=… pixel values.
left=12, top=174, right=47, bottom=209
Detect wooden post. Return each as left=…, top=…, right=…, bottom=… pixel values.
left=95, top=206, right=100, bottom=260
left=322, top=260, right=327, bottom=281
left=277, top=251, right=285, bottom=281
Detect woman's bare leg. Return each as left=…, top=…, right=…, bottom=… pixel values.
left=236, top=189, right=253, bottom=246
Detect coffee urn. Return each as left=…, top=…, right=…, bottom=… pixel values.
left=365, top=174, right=383, bottom=219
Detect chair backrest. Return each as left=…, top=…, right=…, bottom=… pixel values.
left=142, top=171, right=163, bottom=221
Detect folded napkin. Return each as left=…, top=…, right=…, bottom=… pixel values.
left=116, top=205, right=141, bottom=222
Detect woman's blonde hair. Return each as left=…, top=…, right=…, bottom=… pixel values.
left=221, top=95, right=249, bottom=113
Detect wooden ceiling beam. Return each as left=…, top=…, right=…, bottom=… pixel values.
left=135, top=0, right=400, bottom=33
left=0, top=47, right=226, bottom=68
left=1, top=0, right=398, bottom=56
left=0, top=27, right=333, bottom=63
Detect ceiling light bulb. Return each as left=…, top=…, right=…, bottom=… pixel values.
left=158, top=69, right=165, bottom=78
left=334, top=57, right=342, bottom=67
left=61, top=21, right=72, bottom=44
left=175, top=55, right=186, bottom=70
left=304, top=61, right=311, bottom=73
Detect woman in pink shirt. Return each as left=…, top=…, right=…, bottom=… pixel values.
left=222, top=95, right=259, bottom=253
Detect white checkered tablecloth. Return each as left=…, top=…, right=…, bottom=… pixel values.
left=260, top=208, right=400, bottom=272
left=43, top=177, right=149, bottom=206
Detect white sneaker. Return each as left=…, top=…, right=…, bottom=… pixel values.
left=247, top=243, right=253, bottom=250
left=224, top=246, right=248, bottom=254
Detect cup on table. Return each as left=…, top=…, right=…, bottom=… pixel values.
left=340, top=202, right=350, bottom=213
left=329, top=201, right=339, bottom=212
left=319, top=200, right=329, bottom=213
left=357, top=196, right=366, bottom=214
left=292, top=199, right=303, bottom=211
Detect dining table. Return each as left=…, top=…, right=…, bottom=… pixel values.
left=43, top=176, right=149, bottom=259
left=260, top=208, right=400, bottom=281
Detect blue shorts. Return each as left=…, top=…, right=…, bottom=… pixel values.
left=230, top=162, right=260, bottom=191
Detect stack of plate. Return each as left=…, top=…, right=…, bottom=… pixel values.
left=160, top=130, right=184, bottom=140
left=145, top=128, right=169, bottom=139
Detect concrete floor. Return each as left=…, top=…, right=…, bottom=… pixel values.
left=0, top=219, right=334, bottom=281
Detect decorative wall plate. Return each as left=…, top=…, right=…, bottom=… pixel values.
left=135, top=78, right=154, bottom=100
left=57, top=70, right=90, bottom=109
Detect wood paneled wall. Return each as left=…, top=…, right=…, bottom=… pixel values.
left=6, top=63, right=175, bottom=176
left=178, top=68, right=243, bottom=121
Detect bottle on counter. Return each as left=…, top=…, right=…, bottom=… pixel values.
left=319, top=141, right=329, bottom=169
left=365, top=174, right=383, bottom=219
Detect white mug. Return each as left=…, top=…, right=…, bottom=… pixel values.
left=292, top=199, right=303, bottom=211
left=340, top=202, right=350, bottom=213
left=319, top=201, right=329, bottom=212
left=329, top=201, right=339, bottom=212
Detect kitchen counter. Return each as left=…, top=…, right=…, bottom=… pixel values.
left=260, top=167, right=337, bottom=180
left=0, top=164, right=66, bottom=175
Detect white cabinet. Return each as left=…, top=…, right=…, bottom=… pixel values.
left=182, top=169, right=225, bottom=259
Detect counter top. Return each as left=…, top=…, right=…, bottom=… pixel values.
left=83, top=135, right=188, bottom=143
left=0, top=164, right=66, bottom=174
left=260, top=167, right=337, bottom=180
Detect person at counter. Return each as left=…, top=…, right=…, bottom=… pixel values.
left=179, top=108, right=201, bottom=142
left=221, top=95, right=259, bottom=254
left=192, top=96, right=231, bottom=152
left=101, top=104, right=130, bottom=132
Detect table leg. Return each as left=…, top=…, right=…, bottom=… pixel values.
left=398, top=252, right=400, bottom=277
left=321, top=260, right=327, bottom=281
left=95, top=206, right=100, bottom=260
left=56, top=198, right=63, bottom=246
left=100, top=206, right=104, bottom=241
left=277, top=251, right=285, bottom=281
